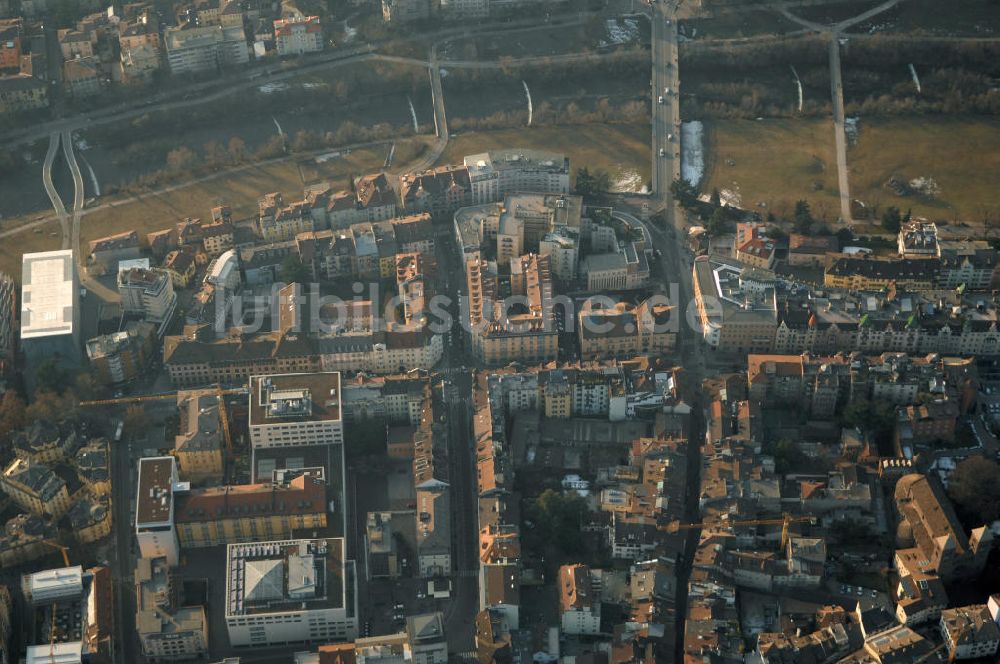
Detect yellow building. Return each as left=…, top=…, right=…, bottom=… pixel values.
left=260, top=201, right=313, bottom=243
left=68, top=493, right=112, bottom=544
left=163, top=250, right=196, bottom=288
left=578, top=297, right=676, bottom=360
left=173, top=473, right=327, bottom=547
left=76, top=438, right=112, bottom=496
left=825, top=256, right=938, bottom=291
left=174, top=391, right=225, bottom=483
left=0, top=458, right=73, bottom=518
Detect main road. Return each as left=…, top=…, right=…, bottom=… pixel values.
left=651, top=1, right=682, bottom=212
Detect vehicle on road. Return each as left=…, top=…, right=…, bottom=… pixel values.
left=658, top=96, right=664, bottom=104
left=659, top=148, right=666, bottom=157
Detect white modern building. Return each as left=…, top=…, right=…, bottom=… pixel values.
left=21, top=565, right=83, bottom=604
left=224, top=538, right=358, bottom=647
left=118, top=267, right=177, bottom=325
left=274, top=16, right=323, bottom=55
left=165, top=23, right=249, bottom=75
left=464, top=150, right=570, bottom=204
left=21, top=249, right=81, bottom=366
left=249, top=372, right=344, bottom=449
left=135, top=456, right=182, bottom=565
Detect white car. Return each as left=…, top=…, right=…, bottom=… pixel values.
left=659, top=148, right=666, bottom=157
left=664, top=87, right=670, bottom=94
left=658, top=96, right=664, bottom=104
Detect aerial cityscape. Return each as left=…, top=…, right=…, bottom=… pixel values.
left=0, top=0, right=999, bottom=663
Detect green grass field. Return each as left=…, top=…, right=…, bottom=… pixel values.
left=682, top=10, right=803, bottom=40
left=0, top=146, right=393, bottom=279
left=700, top=119, right=840, bottom=221
left=848, top=117, right=1000, bottom=223
left=0, top=123, right=650, bottom=278
left=439, top=123, right=651, bottom=192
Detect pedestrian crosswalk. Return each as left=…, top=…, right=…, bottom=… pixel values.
left=451, top=569, right=478, bottom=578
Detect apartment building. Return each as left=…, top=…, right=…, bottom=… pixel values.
left=466, top=255, right=559, bottom=366
left=163, top=250, right=197, bottom=288
left=135, top=556, right=209, bottom=663
left=940, top=605, right=1000, bottom=661
left=0, top=19, right=21, bottom=70
left=400, top=165, right=471, bottom=219
left=734, top=223, right=776, bottom=269
left=578, top=297, right=675, bottom=360
left=559, top=564, right=601, bottom=635
left=438, top=0, right=488, bottom=17
left=464, top=149, right=570, bottom=204
left=692, top=256, right=778, bottom=353
left=322, top=173, right=397, bottom=230
left=478, top=525, right=520, bottom=630
left=382, top=0, right=431, bottom=22
left=340, top=373, right=427, bottom=425
left=0, top=513, right=58, bottom=568
left=0, top=457, right=72, bottom=518
left=787, top=233, right=838, bottom=267
left=86, top=321, right=157, bottom=386
left=165, top=23, right=249, bottom=75
left=224, top=538, right=357, bottom=646
left=249, top=372, right=344, bottom=449
left=174, top=391, right=225, bottom=482
left=898, top=220, right=940, bottom=257
left=118, top=13, right=162, bottom=82
left=413, top=413, right=451, bottom=577
left=0, top=73, right=47, bottom=113
left=825, top=256, right=939, bottom=290
left=119, top=267, right=178, bottom=324
left=201, top=220, right=235, bottom=256
left=274, top=16, right=323, bottom=55
left=938, top=240, right=999, bottom=290
left=89, top=230, right=142, bottom=268
left=63, top=56, right=101, bottom=98
left=894, top=572, right=948, bottom=626
left=260, top=197, right=314, bottom=242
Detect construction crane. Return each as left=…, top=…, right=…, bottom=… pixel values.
left=661, top=513, right=816, bottom=550
left=42, top=540, right=71, bottom=567
left=78, top=386, right=246, bottom=407
left=80, top=385, right=244, bottom=454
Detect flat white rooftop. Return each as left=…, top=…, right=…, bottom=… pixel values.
left=21, top=250, right=76, bottom=340
left=25, top=565, right=84, bottom=602
left=25, top=642, right=83, bottom=664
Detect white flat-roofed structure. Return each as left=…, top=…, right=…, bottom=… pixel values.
left=249, top=373, right=344, bottom=449
left=25, top=642, right=83, bottom=664
left=464, top=150, right=570, bottom=204
left=22, top=565, right=83, bottom=603
left=135, top=456, right=181, bottom=565
left=20, top=249, right=80, bottom=364
left=225, top=538, right=357, bottom=647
